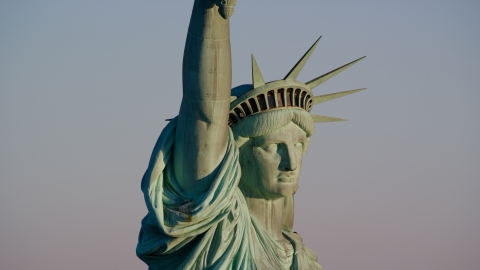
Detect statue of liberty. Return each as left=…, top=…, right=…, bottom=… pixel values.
left=136, top=0, right=365, bottom=269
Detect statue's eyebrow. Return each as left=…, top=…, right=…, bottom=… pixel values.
left=255, top=128, right=308, bottom=146
left=253, top=136, right=284, bottom=147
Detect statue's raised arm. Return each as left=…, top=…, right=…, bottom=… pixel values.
left=174, top=0, right=236, bottom=196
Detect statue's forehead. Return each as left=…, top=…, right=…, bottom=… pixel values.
left=253, top=122, right=307, bottom=144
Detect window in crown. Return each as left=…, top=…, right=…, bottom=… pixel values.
left=240, top=102, right=252, bottom=116
left=267, top=90, right=276, bottom=108
left=276, top=89, right=285, bottom=107
left=286, top=88, right=293, bottom=106
left=234, top=108, right=245, bottom=119
left=248, top=98, right=259, bottom=113
left=305, top=95, right=312, bottom=110
left=294, top=89, right=301, bottom=106
left=300, top=91, right=307, bottom=108
left=230, top=113, right=239, bottom=124
left=257, top=94, right=268, bottom=111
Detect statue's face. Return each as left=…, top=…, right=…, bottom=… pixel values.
left=239, top=122, right=308, bottom=200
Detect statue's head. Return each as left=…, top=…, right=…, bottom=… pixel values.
left=233, top=107, right=314, bottom=199
left=228, top=37, right=365, bottom=200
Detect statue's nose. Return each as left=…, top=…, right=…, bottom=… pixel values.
left=281, top=145, right=297, bottom=171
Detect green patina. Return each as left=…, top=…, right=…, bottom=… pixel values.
left=137, top=1, right=364, bottom=269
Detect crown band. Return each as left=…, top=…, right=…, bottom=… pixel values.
left=228, top=87, right=313, bottom=127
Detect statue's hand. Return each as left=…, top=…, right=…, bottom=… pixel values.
left=215, top=0, right=237, bottom=19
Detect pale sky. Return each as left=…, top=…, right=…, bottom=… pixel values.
left=1, top=1, right=479, bottom=269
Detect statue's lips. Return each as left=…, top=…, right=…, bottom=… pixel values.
left=277, top=175, right=296, bottom=183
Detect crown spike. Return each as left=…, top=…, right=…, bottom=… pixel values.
left=307, top=56, right=365, bottom=89
left=284, top=36, right=322, bottom=81
left=311, top=114, right=347, bottom=123
left=252, top=54, right=265, bottom=88
left=314, top=88, right=366, bottom=105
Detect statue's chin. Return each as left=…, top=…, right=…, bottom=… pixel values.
left=243, top=184, right=298, bottom=200
left=275, top=182, right=298, bottom=198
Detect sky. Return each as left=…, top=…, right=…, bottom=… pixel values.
left=1, top=0, right=479, bottom=269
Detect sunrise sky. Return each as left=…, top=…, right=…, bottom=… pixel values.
left=1, top=1, right=479, bottom=269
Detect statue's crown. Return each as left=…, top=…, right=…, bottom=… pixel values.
left=228, top=37, right=366, bottom=127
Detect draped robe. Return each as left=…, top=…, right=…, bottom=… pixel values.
left=136, top=118, right=322, bottom=270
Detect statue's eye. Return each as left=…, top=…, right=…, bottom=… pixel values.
left=261, top=143, right=278, bottom=151
left=295, top=142, right=305, bottom=152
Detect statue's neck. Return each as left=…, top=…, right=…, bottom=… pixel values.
left=244, top=197, right=285, bottom=241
